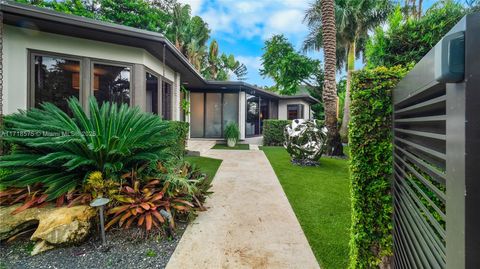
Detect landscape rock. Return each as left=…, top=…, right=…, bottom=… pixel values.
left=0, top=204, right=96, bottom=255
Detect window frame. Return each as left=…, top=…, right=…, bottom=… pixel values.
left=144, top=67, right=162, bottom=115
left=90, top=59, right=134, bottom=107
left=28, top=50, right=85, bottom=109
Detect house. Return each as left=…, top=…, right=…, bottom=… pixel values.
left=0, top=1, right=319, bottom=140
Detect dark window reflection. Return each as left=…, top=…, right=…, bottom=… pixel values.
left=93, top=63, right=130, bottom=106
left=287, top=104, right=304, bottom=120
left=162, top=81, right=172, bottom=120
left=246, top=94, right=259, bottom=136
left=146, top=72, right=158, bottom=115
left=34, top=55, right=80, bottom=112
left=260, top=98, right=269, bottom=134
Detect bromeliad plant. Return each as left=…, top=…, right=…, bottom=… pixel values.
left=0, top=97, right=173, bottom=200
left=105, top=161, right=210, bottom=232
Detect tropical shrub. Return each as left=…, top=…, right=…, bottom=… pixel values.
left=348, top=66, right=408, bottom=268
left=164, top=121, right=189, bottom=159
left=0, top=98, right=173, bottom=199
left=365, top=2, right=466, bottom=68
left=263, top=120, right=291, bottom=146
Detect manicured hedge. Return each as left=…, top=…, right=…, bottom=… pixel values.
left=164, top=121, right=189, bottom=159
left=262, top=120, right=290, bottom=146
left=348, top=66, right=408, bottom=268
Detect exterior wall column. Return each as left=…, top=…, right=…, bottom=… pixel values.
left=0, top=11, right=3, bottom=119
left=133, top=64, right=145, bottom=111
left=239, top=91, right=246, bottom=140
left=173, top=71, right=181, bottom=121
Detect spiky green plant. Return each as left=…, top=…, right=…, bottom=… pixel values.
left=0, top=97, right=173, bottom=199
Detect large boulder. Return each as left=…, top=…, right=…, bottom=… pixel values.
left=284, top=119, right=327, bottom=166
left=0, top=204, right=96, bottom=255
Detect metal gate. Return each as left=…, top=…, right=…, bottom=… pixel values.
left=392, top=13, right=480, bottom=269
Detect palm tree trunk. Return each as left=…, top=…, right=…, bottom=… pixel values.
left=320, top=0, right=343, bottom=156
left=418, top=0, right=423, bottom=19
left=339, top=40, right=355, bottom=140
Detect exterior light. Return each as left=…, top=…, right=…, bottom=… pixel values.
left=90, top=197, right=110, bottom=245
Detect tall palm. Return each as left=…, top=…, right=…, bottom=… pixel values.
left=305, top=0, right=392, bottom=140
left=304, top=0, right=343, bottom=156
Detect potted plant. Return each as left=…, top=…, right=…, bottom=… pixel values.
left=224, top=122, right=240, bottom=147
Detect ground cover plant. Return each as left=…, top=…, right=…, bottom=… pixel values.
left=184, top=156, right=222, bottom=181
left=262, top=146, right=350, bottom=269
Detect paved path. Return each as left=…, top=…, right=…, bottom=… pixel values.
left=166, top=148, right=320, bottom=269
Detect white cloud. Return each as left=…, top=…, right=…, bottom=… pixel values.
left=198, top=0, right=311, bottom=44
left=235, top=55, right=263, bottom=71
left=177, top=0, right=204, bottom=15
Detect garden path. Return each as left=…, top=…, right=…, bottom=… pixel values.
left=166, top=148, right=320, bottom=269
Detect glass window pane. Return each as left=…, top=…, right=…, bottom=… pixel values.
left=205, top=93, right=222, bottom=138
left=93, top=63, right=130, bottom=106
left=162, top=81, right=172, bottom=120
left=246, top=94, right=260, bottom=136
left=146, top=72, right=158, bottom=115
left=260, top=97, right=269, bottom=134
left=190, top=92, right=204, bottom=137
left=34, top=55, right=80, bottom=112
left=287, top=104, right=299, bottom=120
left=223, top=93, right=238, bottom=130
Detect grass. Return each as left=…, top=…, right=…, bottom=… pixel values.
left=261, top=146, right=351, bottom=269
left=184, top=156, right=222, bottom=180
left=211, top=143, right=249, bottom=150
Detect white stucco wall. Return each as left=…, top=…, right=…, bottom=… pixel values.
left=278, top=99, right=312, bottom=120
left=3, top=25, right=180, bottom=115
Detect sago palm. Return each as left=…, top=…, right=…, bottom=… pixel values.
left=0, top=98, right=173, bottom=199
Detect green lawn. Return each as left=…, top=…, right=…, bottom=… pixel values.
left=262, top=146, right=351, bottom=269
left=184, top=156, right=222, bottom=180
left=211, top=143, right=249, bottom=150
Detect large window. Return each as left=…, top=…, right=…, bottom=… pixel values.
left=162, top=81, right=172, bottom=120
left=146, top=72, right=159, bottom=115
left=246, top=94, right=260, bottom=136
left=287, top=104, right=304, bottom=120
left=93, top=63, right=131, bottom=106
left=190, top=92, right=239, bottom=138
left=33, top=55, right=80, bottom=112
left=205, top=93, right=222, bottom=137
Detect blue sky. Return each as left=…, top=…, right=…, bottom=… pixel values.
left=180, top=0, right=439, bottom=87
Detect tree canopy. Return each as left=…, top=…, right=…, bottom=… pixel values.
left=260, top=35, right=320, bottom=95
left=365, top=1, right=467, bottom=68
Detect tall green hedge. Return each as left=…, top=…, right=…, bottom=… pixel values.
left=263, top=120, right=290, bottom=146
left=164, top=121, right=189, bottom=159
left=348, top=66, right=408, bottom=268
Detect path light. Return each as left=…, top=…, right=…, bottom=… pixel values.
left=90, top=197, right=110, bottom=245
left=160, top=209, right=173, bottom=237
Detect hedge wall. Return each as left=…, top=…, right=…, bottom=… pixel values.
left=348, top=66, right=408, bottom=268
left=262, top=120, right=290, bottom=146
left=164, top=121, right=189, bottom=159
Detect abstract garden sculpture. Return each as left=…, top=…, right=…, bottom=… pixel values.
left=284, top=119, right=327, bottom=166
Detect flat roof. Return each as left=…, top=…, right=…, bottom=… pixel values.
left=0, top=0, right=319, bottom=104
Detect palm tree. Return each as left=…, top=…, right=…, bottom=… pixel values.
left=304, top=0, right=343, bottom=156
left=305, top=0, right=392, bottom=140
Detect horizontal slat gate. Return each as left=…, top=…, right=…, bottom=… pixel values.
left=393, top=83, right=447, bottom=269
left=392, top=13, right=480, bottom=269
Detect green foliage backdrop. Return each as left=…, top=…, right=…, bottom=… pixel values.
left=365, top=2, right=466, bottom=68
left=262, top=120, right=291, bottom=146
left=164, top=121, right=189, bottom=159
left=348, top=66, right=408, bottom=268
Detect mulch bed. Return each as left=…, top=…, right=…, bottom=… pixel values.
left=0, top=223, right=187, bottom=269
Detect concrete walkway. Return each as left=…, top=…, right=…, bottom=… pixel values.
left=166, top=148, right=320, bottom=269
